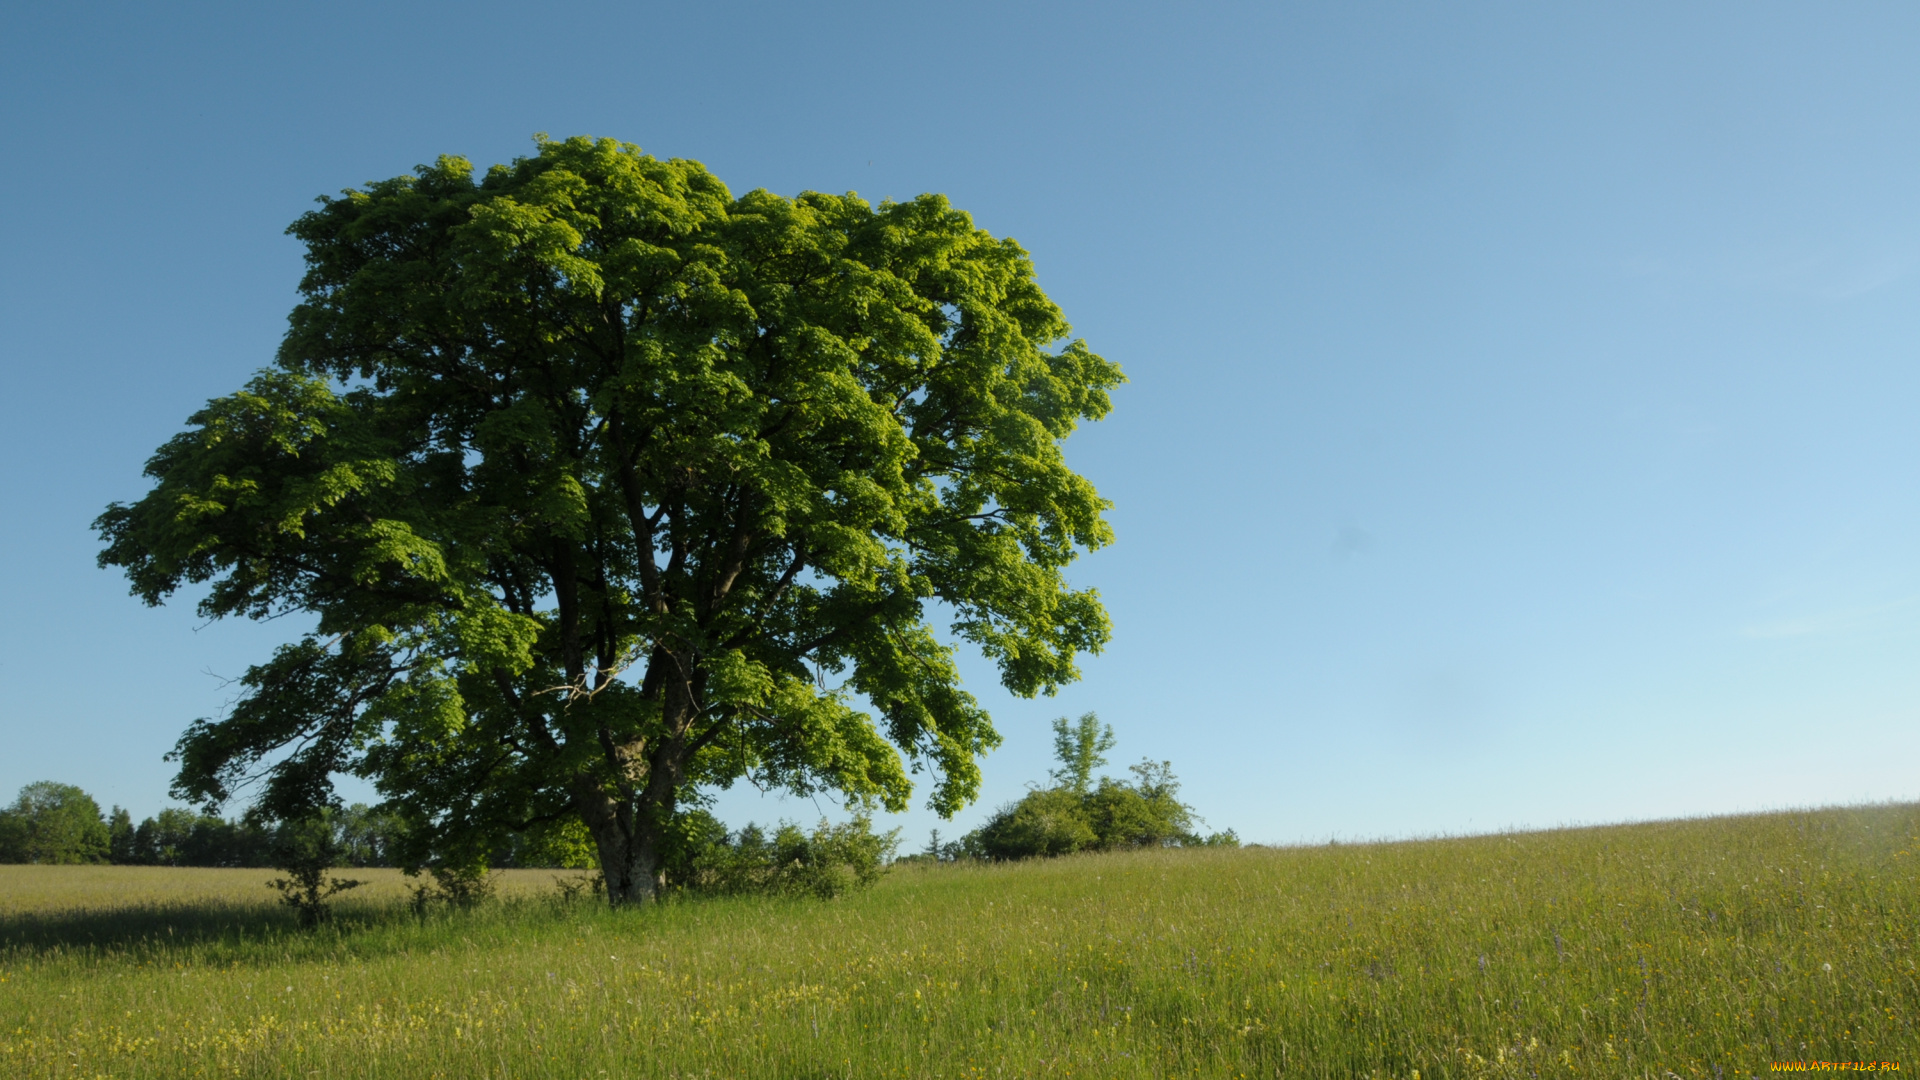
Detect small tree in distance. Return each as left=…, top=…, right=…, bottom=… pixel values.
left=1049, top=712, right=1116, bottom=795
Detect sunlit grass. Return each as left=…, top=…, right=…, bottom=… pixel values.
left=0, top=865, right=561, bottom=914
left=2, top=804, right=1913, bottom=1078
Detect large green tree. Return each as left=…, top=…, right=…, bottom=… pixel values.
left=97, top=136, right=1122, bottom=904
left=0, top=782, right=110, bottom=864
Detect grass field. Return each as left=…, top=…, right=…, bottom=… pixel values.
left=1, top=803, right=1913, bottom=1079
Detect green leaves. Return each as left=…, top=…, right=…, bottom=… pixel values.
left=0, top=783, right=111, bottom=865
left=963, top=720, right=1230, bottom=861
left=100, top=135, right=1122, bottom=897
left=95, top=371, right=441, bottom=626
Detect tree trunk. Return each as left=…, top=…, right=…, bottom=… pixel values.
left=576, top=786, right=663, bottom=906
left=576, top=751, right=685, bottom=907
left=608, top=827, right=657, bottom=906
left=577, top=650, right=697, bottom=906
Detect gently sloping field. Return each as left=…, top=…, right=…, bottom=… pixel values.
left=1, top=804, right=1913, bottom=1079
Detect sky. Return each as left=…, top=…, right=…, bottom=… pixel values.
left=3, top=1, right=1918, bottom=848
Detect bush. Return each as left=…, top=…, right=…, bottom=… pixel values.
left=408, top=862, right=497, bottom=913
left=960, top=717, right=1236, bottom=861
left=550, top=870, right=605, bottom=907
left=265, top=814, right=364, bottom=927
left=967, top=787, right=1098, bottom=861
left=689, top=815, right=900, bottom=899
left=657, top=808, right=733, bottom=888
left=1083, top=761, right=1198, bottom=849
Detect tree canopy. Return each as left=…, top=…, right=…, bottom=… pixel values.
left=0, top=782, right=110, bottom=865
left=1049, top=711, right=1117, bottom=795
left=97, top=136, right=1122, bottom=904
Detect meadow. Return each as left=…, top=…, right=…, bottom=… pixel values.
left=1, top=803, right=1913, bottom=1079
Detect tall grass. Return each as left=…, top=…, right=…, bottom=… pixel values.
left=2, top=804, right=1913, bottom=1078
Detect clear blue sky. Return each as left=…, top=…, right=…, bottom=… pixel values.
left=3, top=1, right=1916, bottom=846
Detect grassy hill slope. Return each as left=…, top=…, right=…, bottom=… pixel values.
left=2, top=803, right=1914, bottom=1078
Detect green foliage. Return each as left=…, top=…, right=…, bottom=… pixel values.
left=116, top=808, right=270, bottom=867
left=102, top=798, right=603, bottom=873
left=1081, top=760, right=1201, bottom=850
left=96, top=135, right=1122, bottom=903
left=1048, top=711, right=1115, bottom=795
left=407, top=863, right=498, bottom=913
left=0, top=783, right=109, bottom=865
left=963, top=717, right=1234, bottom=860
left=966, top=785, right=1098, bottom=860
left=652, top=807, right=732, bottom=889
left=105, top=807, right=135, bottom=864
left=265, top=815, right=363, bottom=927
left=681, top=814, right=900, bottom=899
left=333, top=803, right=408, bottom=867
left=0, top=810, right=21, bottom=863
left=129, top=808, right=205, bottom=866
left=103, top=802, right=396, bottom=868
left=496, top=816, right=598, bottom=870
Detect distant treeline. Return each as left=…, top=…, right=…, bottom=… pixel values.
left=4, top=714, right=1231, bottom=877
left=0, top=782, right=585, bottom=869
left=105, top=804, right=403, bottom=868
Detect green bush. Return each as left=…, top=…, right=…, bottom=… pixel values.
left=654, top=807, right=732, bottom=889
left=961, top=717, right=1235, bottom=861
left=967, top=787, right=1098, bottom=860
left=407, top=862, right=497, bottom=913
left=1084, top=761, right=1197, bottom=849
left=265, top=814, right=364, bottom=927
left=691, top=815, right=900, bottom=899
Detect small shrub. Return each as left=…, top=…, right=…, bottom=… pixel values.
left=658, top=808, right=733, bottom=889
left=407, top=863, right=497, bottom=914
left=266, top=816, right=363, bottom=927
left=781, top=815, right=899, bottom=897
